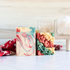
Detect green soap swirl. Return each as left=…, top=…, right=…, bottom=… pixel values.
left=36, top=39, right=54, bottom=55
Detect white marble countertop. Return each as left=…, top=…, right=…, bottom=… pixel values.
left=0, top=51, right=70, bottom=70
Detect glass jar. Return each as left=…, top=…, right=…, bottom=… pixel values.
left=55, top=17, right=70, bottom=36
left=37, top=19, right=55, bottom=33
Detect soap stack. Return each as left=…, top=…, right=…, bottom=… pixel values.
left=36, top=32, right=55, bottom=55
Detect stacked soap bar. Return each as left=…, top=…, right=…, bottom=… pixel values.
left=16, top=27, right=36, bottom=56
left=36, top=32, right=55, bottom=55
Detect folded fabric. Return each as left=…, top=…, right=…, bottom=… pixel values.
left=54, top=45, right=63, bottom=50
left=0, top=38, right=16, bottom=57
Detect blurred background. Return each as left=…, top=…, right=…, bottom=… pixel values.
left=0, top=0, right=70, bottom=49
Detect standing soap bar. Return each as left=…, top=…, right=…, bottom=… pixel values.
left=16, top=27, right=36, bottom=56
left=36, top=32, right=55, bottom=55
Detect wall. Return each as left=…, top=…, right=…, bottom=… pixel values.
left=0, top=0, right=69, bottom=45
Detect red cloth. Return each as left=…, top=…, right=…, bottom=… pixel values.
left=0, top=38, right=16, bottom=57
left=54, top=45, right=63, bottom=50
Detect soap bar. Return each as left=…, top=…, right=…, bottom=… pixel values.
left=16, top=27, right=36, bottom=56
left=36, top=32, right=55, bottom=55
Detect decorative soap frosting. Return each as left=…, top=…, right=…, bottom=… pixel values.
left=36, top=32, right=55, bottom=55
